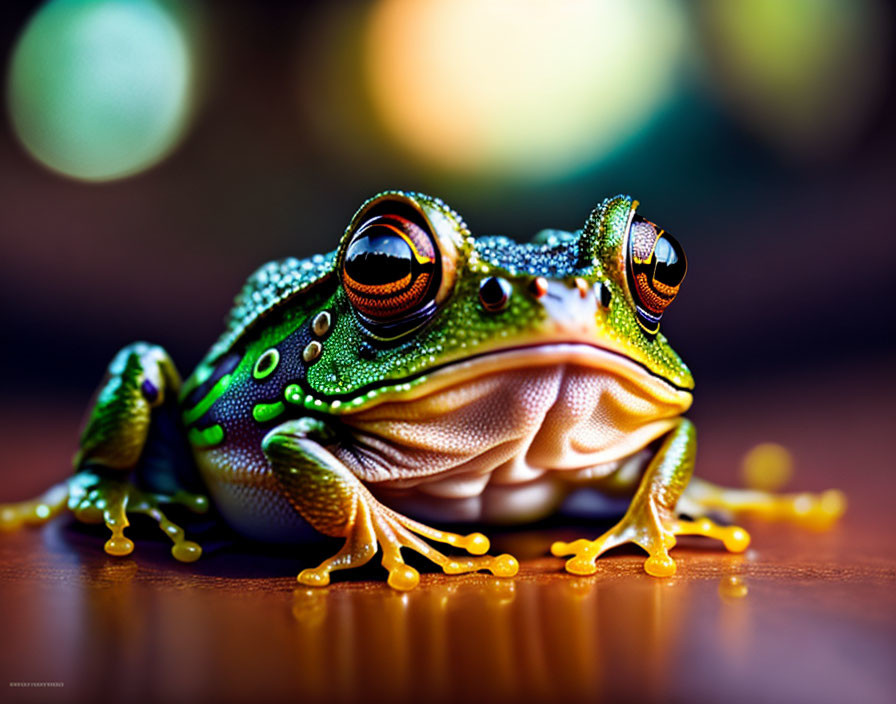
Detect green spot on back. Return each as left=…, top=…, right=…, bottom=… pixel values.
left=189, top=424, right=224, bottom=448
left=182, top=373, right=232, bottom=426
left=253, top=349, right=280, bottom=380
left=253, top=401, right=285, bottom=423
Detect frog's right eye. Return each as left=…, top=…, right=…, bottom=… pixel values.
left=626, top=215, right=687, bottom=334
left=342, top=214, right=439, bottom=323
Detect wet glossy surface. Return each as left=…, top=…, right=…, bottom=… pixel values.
left=1, top=367, right=895, bottom=704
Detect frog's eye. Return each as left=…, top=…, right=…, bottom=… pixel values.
left=627, top=215, right=687, bottom=334
left=342, top=214, right=438, bottom=323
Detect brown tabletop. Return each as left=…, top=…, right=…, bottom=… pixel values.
left=1, top=364, right=894, bottom=704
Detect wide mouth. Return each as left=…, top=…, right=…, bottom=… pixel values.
left=334, top=341, right=693, bottom=413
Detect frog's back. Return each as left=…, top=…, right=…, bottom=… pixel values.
left=205, top=252, right=338, bottom=367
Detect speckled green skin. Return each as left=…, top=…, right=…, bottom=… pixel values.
left=181, top=191, right=690, bottom=427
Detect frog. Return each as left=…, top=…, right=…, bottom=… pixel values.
left=0, top=191, right=845, bottom=590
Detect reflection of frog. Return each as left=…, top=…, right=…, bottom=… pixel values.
left=0, top=191, right=844, bottom=589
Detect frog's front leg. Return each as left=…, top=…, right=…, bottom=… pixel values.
left=262, top=418, right=519, bottom=590
left=0, top=342, right=208, bottom=561
left=552, top=419, right=751, bottom=577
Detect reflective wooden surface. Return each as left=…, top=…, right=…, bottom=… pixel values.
left=1, top=368, right=894, bottom=704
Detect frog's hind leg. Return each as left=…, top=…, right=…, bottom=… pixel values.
left=1, top=342, right=208, bottom=560
left=552, top=419, right=751, bottom=577
left=262, top=418, right=519, bottom=591
left=0, top=482, right=70, bottom=531
left=678, top=477, right=846, bottom=530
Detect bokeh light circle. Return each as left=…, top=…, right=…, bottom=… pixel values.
left=364, top=0, right=688, bottom=180
left=698, top=0, right=890, bottom=157
left=7, top=0, right=194, bottom=181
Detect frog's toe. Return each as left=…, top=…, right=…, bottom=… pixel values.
left=552, top=498, right=694, bottom=578
left=65, top=473, right=205, bottom=562
left=636, top=516, right=747, bottom=577
left=565, top=555, right=599, bottom=576
left=643, top=553, right=677, bottom=577
left=552, top=540, right=601, bottom=576
left=104, top=535, right=135, bottom=556
left=98, top=485, right=134, bottom=558
left=671, top=516, right=751, bottom=553
left=551, top=534, right=628, bottom=575
left=444, top=553, right=520, bottom=578
left=298, top=568, right=332, bottom=587
left=129, top=501, right=204, bottom=562
left=372, top=509, right=519, bottom=586
left=385, top=563, right=420, bottom=591
left=0, top=483, right=70, bottom=531
left=683, top=478, right=846, bottom=530
left=794, top=489, right=847, bottom=529
left=550, top=538, right=595, bottom=558
left=171, top=541, right=202, bottom=563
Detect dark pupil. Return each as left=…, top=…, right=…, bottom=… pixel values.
left=344, top=228, right=414, bottom=286
left=653, top=235, right=686, bottom=286
left=258, top=353, right=274, bottom=373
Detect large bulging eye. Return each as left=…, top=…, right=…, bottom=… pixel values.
left=342, top=214, right=438, bottom=321
left=627, top=215, right=687, bottom=334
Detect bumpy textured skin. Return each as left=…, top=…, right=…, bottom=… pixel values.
left=0, top=191, right=845, bottom=588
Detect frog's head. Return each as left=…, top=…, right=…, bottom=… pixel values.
left=304, top=191, right=693, bottom=412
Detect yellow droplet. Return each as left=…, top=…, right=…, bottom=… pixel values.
left=741, top=442, right=793, bottom=491
left=724, top=527, right=751, bottom=552
left=464, top=532, right=489, bottom=555
left=298, top=569, right=330, bottom=587
left=491, top=554, right=519, bottom=578
left=104, top=536, right=134, bottom=556
left=644, top=554, right=677, bottom=577
left=566, top=556, right=598, bottom=576
left=387, top=565, right=420, bottom=591
left=172, top=541, right=202, bottom=563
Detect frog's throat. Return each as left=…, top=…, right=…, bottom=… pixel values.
left=343, top=343, right=692, bottom=414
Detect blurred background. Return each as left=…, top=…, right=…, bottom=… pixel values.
left=2, top=7, right=894, bottom=702
left=0, top=0, right=894, bottom=407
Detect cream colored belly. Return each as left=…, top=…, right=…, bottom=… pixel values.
left=334, top=364, right=683, bottom=524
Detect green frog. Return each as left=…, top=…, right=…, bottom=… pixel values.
left=0, top=191, right=844, bottom=590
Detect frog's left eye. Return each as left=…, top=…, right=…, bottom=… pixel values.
left=342, top=214, right=438, bottom=324
left=627, top=215, right=687, bottom=334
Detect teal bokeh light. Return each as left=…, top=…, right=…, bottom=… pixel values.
left=7, top=0, right=195, bottom=181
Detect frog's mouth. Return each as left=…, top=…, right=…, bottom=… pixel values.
left=339, top=342, right=692, bottom=413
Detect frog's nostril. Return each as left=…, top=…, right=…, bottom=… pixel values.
left=479, top=276, right=512, bottom=312
left=528, top=276, right=549, bottom=299
left=574, top=277, right=589, bottom=299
